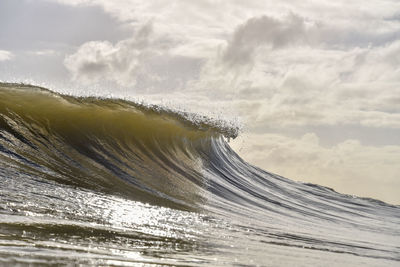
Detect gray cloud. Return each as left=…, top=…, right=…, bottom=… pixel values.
left=222, top=12, right=400, bottom=67
left=64, top=22, right=203, bottom=91
left=64, top=22, right=154, bottom=86
left=222, top=14, right=308, bottom=66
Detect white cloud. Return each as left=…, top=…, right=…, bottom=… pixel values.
left=209, top=38, right=400, bottom=129
left=64, top=22, right=203, bottom=91
left=29, top=49, right=57, bottom=56
left=0, top=50, right=13, bottom=61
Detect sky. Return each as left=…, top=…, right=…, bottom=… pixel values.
left=0, top=0, right=399, bottom=204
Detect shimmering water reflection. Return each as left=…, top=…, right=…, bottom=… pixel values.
left=0, top=174, right=214, bottom=266
left=1, top=173, right=398, bottom=266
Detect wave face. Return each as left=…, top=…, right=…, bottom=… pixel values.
left=0, top=82, right=399, bottom=266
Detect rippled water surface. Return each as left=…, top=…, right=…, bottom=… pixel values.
left=1, top=83, right=399, bottom=266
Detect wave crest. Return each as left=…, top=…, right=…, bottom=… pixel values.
left=0, top=83, right=239, bottom=209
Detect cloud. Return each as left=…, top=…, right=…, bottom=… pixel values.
left=221, top=12, right=400, bottom=67
left=349, top=40, right=400, bottom=83
left=231, top=132, right=400, bottom=204
left=214, top=39, right=400, bottom=129
left=222, top=13, right=308, bottom=66
left=28, top=49, right=57, bottom=56
left=64, top=22, right=202, bottom=91
left=64, top=22, right=152, bottom=86
left=0, top=50, right=13, bottom=61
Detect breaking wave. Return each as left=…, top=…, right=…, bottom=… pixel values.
left=0, top=82, right=399, bottom=266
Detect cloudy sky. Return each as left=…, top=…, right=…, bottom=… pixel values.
left=1, top=0, right=400, bottom=204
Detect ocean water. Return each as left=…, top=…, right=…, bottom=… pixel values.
left=0, top=83, right=399, bottom=266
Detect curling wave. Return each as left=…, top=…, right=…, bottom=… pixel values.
left=0, top=83, right=240, bottom=210
left=0, top=82, right=399, bottom=266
